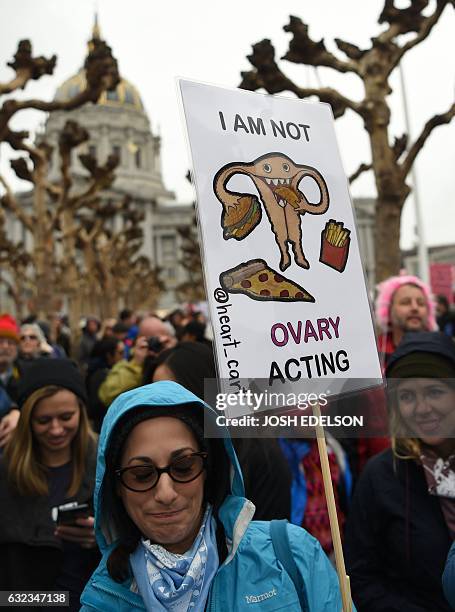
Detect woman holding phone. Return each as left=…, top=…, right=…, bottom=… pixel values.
left=0, top=359, right=99, bottom=611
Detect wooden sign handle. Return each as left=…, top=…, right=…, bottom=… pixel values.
left=312, top=401, right=352, bottom=612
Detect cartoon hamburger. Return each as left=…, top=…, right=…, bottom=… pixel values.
left=222, top=195, right=261, bottom=240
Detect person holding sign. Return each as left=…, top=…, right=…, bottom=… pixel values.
left=345, top=332, right=455, bottom=611
left=81, top=381, right=354, bottom=611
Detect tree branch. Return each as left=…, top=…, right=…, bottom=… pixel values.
left=401, top=103, right=455, bottom=177
left=0, top=174, right=34, bottom=231
left=60, top=224, right=80, bottom=242
left=334, top=38, right=366, bottom=61
left=68, top=153, right=118, bottom=209
left=390, top=0, right=450, bottom=72
left=282, top=16, right=361, bottom=74
left=4, top=128, right=31, bottom=151
left=379, top=0, right=430, bottom=32
left=392, top=133, right=408, bottom=161
left=87, top=217, right=104, bottom=243
left=0, top=37, right=119, bottom=142
left=349, top=163, right=373, bottom=184
left=10, top=157, right=33, bottom=182
left=240, top=39, right=364, bottom=119
left=44, top=180, right=62, bottom=201
left=56, top=120, right=89, bottom=210
left=0, top=40, right=56, bottom=96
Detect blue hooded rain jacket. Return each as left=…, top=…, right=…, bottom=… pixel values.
left=80, top=381, right=350, bottom=611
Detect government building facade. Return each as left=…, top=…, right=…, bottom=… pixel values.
left=2, top=21, right=193, bottom=313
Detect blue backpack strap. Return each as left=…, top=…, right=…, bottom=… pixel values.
left=270, top=519, right=308, bottom=611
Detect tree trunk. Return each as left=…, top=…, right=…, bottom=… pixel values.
left=33, top=158, right=56, bottom=318
left=363, top=82, right=410, bottom=282
left=374, top=195, right=403, bottom=281
left=68, top=290, right=84, bottom=334
left=370, top=134, right=410, bottom=281
left=61, top=210, right=79, bottom=293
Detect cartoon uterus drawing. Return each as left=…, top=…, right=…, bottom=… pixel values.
left=214, top=152, right=329, bottom=271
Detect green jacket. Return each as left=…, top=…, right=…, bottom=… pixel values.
left=98, top=360, right=143, bottom=407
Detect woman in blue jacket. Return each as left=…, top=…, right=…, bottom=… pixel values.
left=81, top=380, right=351, bottom=611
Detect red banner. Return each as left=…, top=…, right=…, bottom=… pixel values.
left=430, top=263, right=455, bottom=304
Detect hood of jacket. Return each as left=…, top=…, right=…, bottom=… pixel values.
left=94, top=380, right=246, bottom=553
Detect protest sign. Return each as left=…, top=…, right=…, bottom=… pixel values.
left=430, top=263, right=454, bottom=304
left=179, top=80, right=382, bottom=413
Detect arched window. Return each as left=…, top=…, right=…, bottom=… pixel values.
left=135, top=148, right=142, bottom=169
left=107, top=89, right=120, bottom=102
left=124, top=87, right=135, bottom=105
left=68, top=84, right=80, bottom=98
left=112, top=145, right=121, bottom=163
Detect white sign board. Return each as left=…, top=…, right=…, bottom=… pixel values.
left=179, top=80, right=382, bottom=407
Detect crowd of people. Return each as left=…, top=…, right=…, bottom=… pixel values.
left=0, top=281, right=455, bottom=610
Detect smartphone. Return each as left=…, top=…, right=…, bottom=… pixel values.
left=55, top=502, right=90, bottom=526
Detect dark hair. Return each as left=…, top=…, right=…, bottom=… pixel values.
left=167, top=308, right=184, bottom=323
left=143, top=342, right=215, bottom=399
left=112, top=322, right=129, bottom=335
left=21, top=314, right=37, bottom=325
left=103, top=404, right=230, bottom=582
left=436, top=294, right=450, bottom=310
left=119, top=309, right=133, bottom=321
left=90, top=336, right=120, bottom=360
left=182, top=320, right=206, bottom=342
left=84, top=317, right=100, bottom=333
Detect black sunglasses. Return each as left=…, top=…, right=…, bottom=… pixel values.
left=115, top=452, right=208, bottom=492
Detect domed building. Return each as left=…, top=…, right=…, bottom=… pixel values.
left=42, top=19, right=193, bottom=310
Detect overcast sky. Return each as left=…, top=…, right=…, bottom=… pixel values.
left=0, top=0, right=453, bottom=249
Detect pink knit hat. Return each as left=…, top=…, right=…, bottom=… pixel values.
left=375, top=275, right=436, bottom=331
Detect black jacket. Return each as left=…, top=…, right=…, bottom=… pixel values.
left=233, top=437, right=291, bottom=521
left=0, top=363, right=21, bottom=405
left=0, top=441, right=98, bottom=595
left=345, top=448, right=452, bottom=612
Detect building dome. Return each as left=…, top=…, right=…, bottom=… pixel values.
left=54, top=69, right=144, bottom=111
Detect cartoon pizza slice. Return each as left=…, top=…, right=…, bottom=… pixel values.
left=219, top=259, right=315, bottom=303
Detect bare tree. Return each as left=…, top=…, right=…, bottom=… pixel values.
left=0, top=35, right=120, bottom=316
left=0, top=197, right=31, bottom=316
left=72, top=196, right=163, bottom=319
left=1, top=122, right=121, bottom=317
left=240, top=0, right=454, bottom=281
left=176, top=172, right=206, bottom=302
left=175, top=216, right=206, bottom=303
left=2, top=115, right=162, bottom=324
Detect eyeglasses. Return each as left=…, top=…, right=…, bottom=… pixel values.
left=20, top=335, right=38, bottom=341
left=115, top=452, right=208, bottom=492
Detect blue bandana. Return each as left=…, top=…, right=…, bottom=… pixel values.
left=130, top=505, right=219, bottom=611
